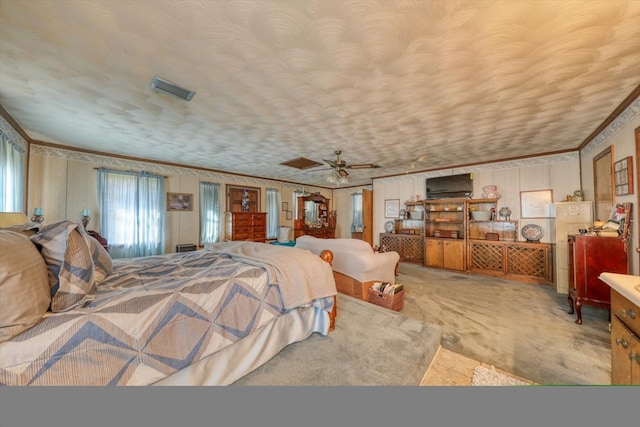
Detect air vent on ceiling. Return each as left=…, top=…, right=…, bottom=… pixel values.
left=151, top=76, right=196, bottom=101
left=280, top=157, right=323, bottom=170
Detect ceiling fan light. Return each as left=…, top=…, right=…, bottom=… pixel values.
left=326, top=170, right=347, bottom=186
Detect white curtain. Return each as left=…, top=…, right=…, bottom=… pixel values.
left=0, top=130, right=25, bottom=212
left=98, top=168, right=166, bottom=258
left=266, top=188, right=280, bottom=239
left=352, top=192, right=363, bottom=232
left=200, top=181, right=220, bottom=245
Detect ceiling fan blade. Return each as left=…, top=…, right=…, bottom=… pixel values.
left=338, top=168, right=349, bottom=177
left=346, top=163, right=380, bottom=169
left=324, top=159, right=337, bottom=168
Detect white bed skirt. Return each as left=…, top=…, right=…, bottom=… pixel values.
left=153, top=304, right=330, bottom=386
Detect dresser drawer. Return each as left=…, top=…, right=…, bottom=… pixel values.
left=252, top=215, right=266, bottom=226
left=233, top=218, right=252, bottom=227
left=612, top=290, right=640, bottom=338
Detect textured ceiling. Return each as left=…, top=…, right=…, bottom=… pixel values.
left=1, top=0, right=639, bottom=187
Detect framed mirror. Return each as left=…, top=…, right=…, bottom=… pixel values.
left=593, top=146, right=614, bottom=221
left=226, top=185, right=260, bottom=213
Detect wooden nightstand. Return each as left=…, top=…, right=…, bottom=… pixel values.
left=87, top=230, right=108, bottom=252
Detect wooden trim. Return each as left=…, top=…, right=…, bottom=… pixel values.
left=332, top=271, right=373, bottom=301
left=578, top=83, right=640, bottom=151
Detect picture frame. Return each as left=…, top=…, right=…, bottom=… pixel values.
left=282, top=201, right=288, bottom=211
left=520, top=189, right=553, bottom=218
left=614, top=156, right=634, bottom=196
left=286, top=211, right=292, bottom=220
left=384, top=199, right=400, bottom=218
left=167, top=192, right=193, bottom=211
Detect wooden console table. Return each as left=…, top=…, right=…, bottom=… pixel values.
left=379, top=233, right=423, bottom=263
left=467, top=240, right=552, bottom=285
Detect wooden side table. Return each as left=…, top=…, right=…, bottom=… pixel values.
left=87, top=230, right=108, bottom=252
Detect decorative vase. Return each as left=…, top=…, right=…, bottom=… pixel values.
left=499, top=207, right=511, bottom=220
left=241, top=190, right=250, bottom=212
left=481, top=185, right=501, bottom=199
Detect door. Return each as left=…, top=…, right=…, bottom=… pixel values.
left=363, top=189, right=373, bottom=245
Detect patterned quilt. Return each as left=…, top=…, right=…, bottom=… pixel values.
left=0, top=248, right=335, bottom=386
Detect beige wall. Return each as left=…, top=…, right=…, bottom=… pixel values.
left=579, top=113, right=640, bottom=275
left=372, top=153, right=581, bottom=246
left=26, top=146, right=331, bottom=253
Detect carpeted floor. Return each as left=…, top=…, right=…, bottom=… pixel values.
left=233, top=293, right=441, bottom=385
left=235, top=262, right=611, bottom=385
left=397, top=262, right=611, bottom=385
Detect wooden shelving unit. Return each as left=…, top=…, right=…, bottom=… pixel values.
left=423, top=198, right=467, bottom=271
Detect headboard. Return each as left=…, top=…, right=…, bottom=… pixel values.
left=0, top=212, right=29, bottom=227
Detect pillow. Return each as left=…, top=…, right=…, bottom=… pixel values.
left=0, top=222, right=40, bottom=238
left=0, top=230, right=51, bottom=343
left=30, top=221, right=97, bottom=312
left=84, top=234, right=113, bottom=284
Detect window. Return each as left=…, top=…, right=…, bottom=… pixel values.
left=351, top=192, right=363, bottom=232
left=98, top=168, right=166, bottom=258
left=200, top=181, right=220, bottom=245
left=0, top=130, right=25, bottom=212
left=266, top=188, right=280, bottom=239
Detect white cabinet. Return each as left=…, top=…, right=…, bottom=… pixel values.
left=552, top=201, right=593, bottom=294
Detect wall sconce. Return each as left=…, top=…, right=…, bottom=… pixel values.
left=31, top=208, right=44, bottom=223
left=81, top=209, right=91, bottom=229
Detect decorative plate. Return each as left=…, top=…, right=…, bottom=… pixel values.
left=384, top=220, right=395, bottom=233
left=521, top=224, right=544, bottom=242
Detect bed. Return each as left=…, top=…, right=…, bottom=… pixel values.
left=0, top=215, right=337, bottom=386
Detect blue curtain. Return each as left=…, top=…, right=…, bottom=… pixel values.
left=352, top=192, right=363, bottom=232
left=98, top=168, right=166, bottom=258
left=200, top=181, right=220, bottom=245
left=0, top=130, right=25, bottom=212
left=266, top=188, right=280, bottom=239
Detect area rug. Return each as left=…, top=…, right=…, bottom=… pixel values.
left=471, top=365, right=531, bottom=386
left=233, top=294, right=442, bottom=385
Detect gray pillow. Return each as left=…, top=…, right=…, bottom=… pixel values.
left=30, top=221, right=97, bottom=312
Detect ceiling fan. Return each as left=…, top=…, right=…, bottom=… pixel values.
left=323, top=150, right=380, bottom=178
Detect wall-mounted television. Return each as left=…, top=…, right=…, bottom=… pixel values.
left=425, top=173, right=473, bottom=200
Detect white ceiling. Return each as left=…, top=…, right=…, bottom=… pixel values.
left=1, top=0, right=639, bottom=187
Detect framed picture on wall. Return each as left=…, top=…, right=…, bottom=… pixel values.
left=614, top=156, right=634, bottom=196
left=520, top=189, right=553, bottom=218
left=384, top=199, right=400, bottom=218
left=167, top=193, right=193, bottom=211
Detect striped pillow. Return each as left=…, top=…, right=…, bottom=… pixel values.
left=0, top=230, right=51, bottom=342
left=30, top=221, right=97, bottom=312
left=85, top=234, right=113, bottom=284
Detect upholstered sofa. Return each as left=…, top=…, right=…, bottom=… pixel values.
left=295, top=235, right=400, bottom=300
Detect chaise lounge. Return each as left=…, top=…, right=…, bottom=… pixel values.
left=295, top=235, right=400, bottom=300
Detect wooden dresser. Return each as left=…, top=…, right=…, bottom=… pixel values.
left=599, top=272, right=640, bottom=385
left=611, top=289, right=640, bottom=384
left=224, top=212, right=267, bottom=242
left=567, top=235, right=628, bottom=324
